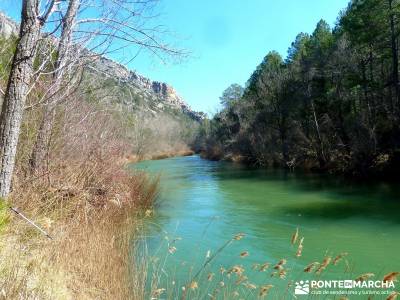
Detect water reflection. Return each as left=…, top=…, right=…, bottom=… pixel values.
left=133, top=155, right=400, bottom=296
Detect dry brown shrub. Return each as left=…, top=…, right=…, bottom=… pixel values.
left=0, top=96, right=158, bottom=299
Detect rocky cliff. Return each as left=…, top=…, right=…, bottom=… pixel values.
left=0, top=11, right=203, bottom=121
left=89, top=55, right=204, bottom=120
left=0, top=12, right=18, bottom=38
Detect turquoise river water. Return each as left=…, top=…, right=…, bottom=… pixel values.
left=133, top=155, right=400, bottom=299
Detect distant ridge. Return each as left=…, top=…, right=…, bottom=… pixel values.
left=0, top=11, right=204, bottom=121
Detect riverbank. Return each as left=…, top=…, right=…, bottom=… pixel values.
left=0, top=97, right=163, bottom=298
left=0, top=153, right=158, bottom=299
left=198, top=148, right=400, bottom=181
left=135, top=155, right=400, bottom=299
left=125, top=149, right=195, bottom=164
left=0, top=145, right=198, bottom=298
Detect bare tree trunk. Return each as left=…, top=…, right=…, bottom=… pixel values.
left=0, top=0, right=41, bottom=197
left=388, top=0, right=400, bottom=111
left=30, top=0, right=80, bottom=173
left=307, top=85, right=326, bottom=168
left=30, top=106, right=55, bottom=173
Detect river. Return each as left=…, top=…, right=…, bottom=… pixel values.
left=133, top=155, right=400, bottom=299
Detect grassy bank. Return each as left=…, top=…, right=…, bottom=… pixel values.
left=125, top=149, right=195, bottom=164
left=0, top=87, right=163, bottom=298
left=0, top=148, right=159, bottom=299
left=0, top=29, right=200, bottom=297
left=0, top=172, right=157, bottom=299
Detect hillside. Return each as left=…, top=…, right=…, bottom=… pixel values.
left=0, top=11, right=17, bottom=38
left=86, top=55, right=204, bottom=121
left=0, top=11, right=203, bottom=122
left=197, top=5, right=400, bottom=178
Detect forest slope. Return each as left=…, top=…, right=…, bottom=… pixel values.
left=197, top=0, right=400, bottom=178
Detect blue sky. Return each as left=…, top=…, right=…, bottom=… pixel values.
left=0, top=0, right=350, bottom=114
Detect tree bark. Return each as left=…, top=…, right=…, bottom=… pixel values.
left=0, top=0, right=41, bottom=197
left=306, top=83, right=326, bottom=168
left=311, top=98, right=326, bottom=168
left=388, top=0, right=400, bottom=110
left=30, top=0, right=80, bottom=173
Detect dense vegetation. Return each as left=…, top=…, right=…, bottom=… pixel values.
left=79, top=71, right=199, bottom=159
left=197, top=0, right=400, bottom=177
left=0, top=1, right=195, bottom=296
left=0, top=32, right=159, bottom=298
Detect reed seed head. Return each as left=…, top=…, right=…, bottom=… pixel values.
left=296, top=237, right=304, bottom=257
left=233, top=233, right=245, bottom=241
left=259, top=284, right=273, bottom=298
left=240, top=251, right=249, bottom=258
left=229, top=265, right=245, bottom=276
left=355, top=273, right=375, bottom=282
left=207, top=273, right=214, bottom=281
left=333, top=252, right=348, bottom=265
left=316, top=256, right=331, bottom=274
left=273, top=259, right=287, bottom=270
left=244, top=282, right=257, bottom=289
left=291, top=227, right=299, bottom=245
left=383, top=272, right=400, bottom=283
left=260, top=262, right=270, bottom=272
left=387, top=292, right=399, bottom=300
left=189, top=281, right=198, bottom=290
left=304, top=262, right=319, bottom=273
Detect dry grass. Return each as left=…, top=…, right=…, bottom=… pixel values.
left=0, top=96, right=159, bottom=299
left=0, top=178, right=155, bottom=299
left=149, top=149, right=194, bottom=161
left=0, top=35, right=197, bottom=299
left=143, top=228, right=399, bottom=300
left=124, top=150, right=194, bottom=163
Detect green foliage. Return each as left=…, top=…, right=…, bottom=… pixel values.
left=0, top=199, right=10, bottom=234
left=0, top=36, right=17, bottom=82
left=219, top=83, right=244, bottom=108
left=199, top=0, right=400, bottom=177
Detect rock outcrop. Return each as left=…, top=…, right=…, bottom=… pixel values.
left=0, top=11, right=203, bottom=121
left=0, top=12, right=18, bottom=38
left=89, top=55, right=203, bottom=120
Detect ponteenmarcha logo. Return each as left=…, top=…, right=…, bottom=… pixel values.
left=294, top=279, right=396, bottom=296
left=295, top=280, right=310, bottom=295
